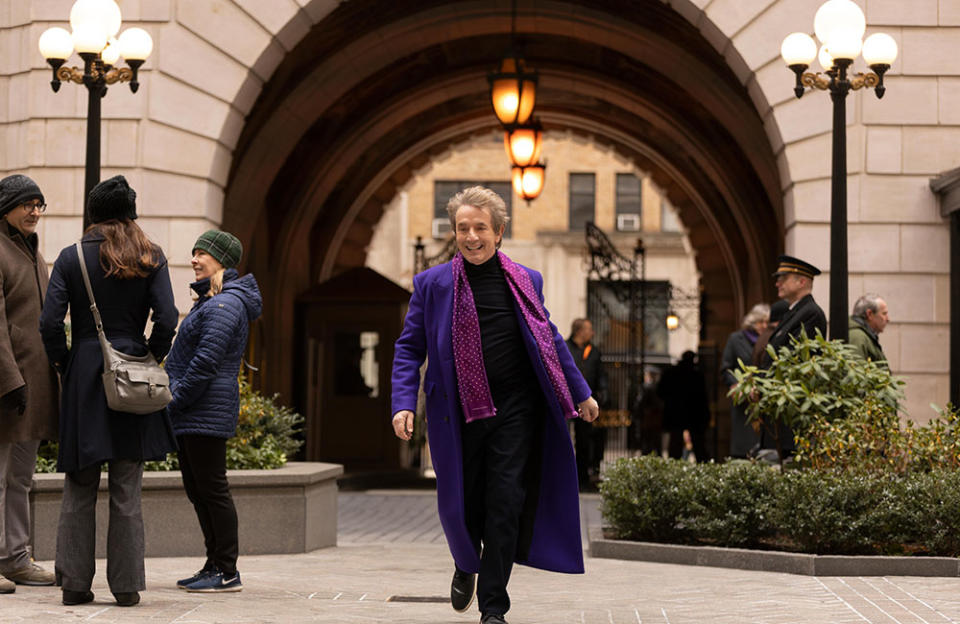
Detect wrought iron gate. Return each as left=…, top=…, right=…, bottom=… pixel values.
left=585, top=223, right=672, bottom=466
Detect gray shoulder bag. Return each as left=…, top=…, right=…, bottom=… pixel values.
left=75, top=242, right=173, bottom=414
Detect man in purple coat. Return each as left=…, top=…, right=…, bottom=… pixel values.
left=391, top=186, right=599, bottom=624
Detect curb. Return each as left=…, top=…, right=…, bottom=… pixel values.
left=588, top=528, right=960, bottom=577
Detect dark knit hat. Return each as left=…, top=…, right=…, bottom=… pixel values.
left=0, top=174, right=44, bottom=219
left=87, top=175, right=137, bottom=223
left=193, top=230, right=242, bottom=269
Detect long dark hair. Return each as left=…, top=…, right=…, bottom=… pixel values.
left=84, top=219, right=161, bottom=279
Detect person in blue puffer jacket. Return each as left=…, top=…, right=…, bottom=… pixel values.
left=164, top=230, right=262, bottom=594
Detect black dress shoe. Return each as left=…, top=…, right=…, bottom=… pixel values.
left=113, top=591, right=140, bottom=606
left=62, top=589, right=94, bottom=605
left=450, top=567, right=476, bottom=612
left=481, top=613, right=508, bottom=624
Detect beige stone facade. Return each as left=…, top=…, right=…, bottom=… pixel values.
left=0, top=0, right=955, bottom=419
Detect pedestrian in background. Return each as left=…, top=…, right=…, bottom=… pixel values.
left=566, top=318, right=608, bottom=490
left=40, top=175, right=178, bottom=607
left=848, top=293, right=888, bottom=364
left=165, top=230, right=262, bottom=593
left=0, top=174, right=59, bottom=594
left=391, top=186, right=598, bottom=624
left=657, top=350, right=710, bottom=462
left=752, top=299, right=789, bottom=366
left=721, top=303, right=769, bottom=458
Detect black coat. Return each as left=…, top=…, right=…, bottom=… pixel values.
left=721, top=329, right=759, bottom=457
left=39, top=232, right=179, bottom=472
left=565, top=339, right=607, bottom=406
left=763, top=294, right=827, bottom=366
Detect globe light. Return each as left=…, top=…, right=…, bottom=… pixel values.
left=827, top=30, right=863, bottom=61
left=118, top=27, right=153, bottom=61
left=71, top=22, right=108, bottom=54
left=814, top=0, right=866, bottom=45
left=38, top=27, right=74, bottom=60
left=101, top=38, right=121, bottom=66
left=818, top=44, right=835, bottom=71
left=781, top=32, right=817, bottom=67
left=70, top=0, right=122, bottom=38
left=863, top=32, right=898, bottom=66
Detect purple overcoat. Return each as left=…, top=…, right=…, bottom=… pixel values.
left=391, top=260, right=592, bottom=574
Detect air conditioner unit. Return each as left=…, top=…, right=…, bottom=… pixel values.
left=432, top=218, right=452, bottom=238
left=617, top=213, right=641, bottom=232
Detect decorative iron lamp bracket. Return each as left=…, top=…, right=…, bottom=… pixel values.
left=49, top=55, right=144, bottom=94
left=789, top=58, right=889, bottom=100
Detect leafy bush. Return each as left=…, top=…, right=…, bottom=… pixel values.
left=731, top=331, right=904, bottom=464
left=36, top=380, right=303, bottom=472
left=600, top=457, right=960, bottom=556
left=599, top=455, right=696, bottom=543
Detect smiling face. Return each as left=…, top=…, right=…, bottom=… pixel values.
left=191, top=249, right=224, bottom=281
left=4, top=200, right=43, bottom=236
left=455, top=204, right=503, bottom=265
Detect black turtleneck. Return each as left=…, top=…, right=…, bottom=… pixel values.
left=464, top=254, right=537, bottom=398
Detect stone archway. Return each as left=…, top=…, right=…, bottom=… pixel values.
left=222, top=0, right=785, bottom=403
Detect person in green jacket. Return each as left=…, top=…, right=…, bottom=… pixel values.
left=848, top=293, right=889, bottom=364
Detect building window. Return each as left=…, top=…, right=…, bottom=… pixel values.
left=568, top=172, right=595, bottom=231
left=661, top=199, right=682, bottom=233
left=433, top=181, right=512, bottom=239
left=615, top=173, right=642, bottom=232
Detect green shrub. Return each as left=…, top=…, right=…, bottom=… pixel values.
left=731, top=331, right=904, bottom=465
left=685, top=461, right=777, bottom=548
left=599, top=455, right=696, bottom=543
left=36, top=380, right=303, bottom=472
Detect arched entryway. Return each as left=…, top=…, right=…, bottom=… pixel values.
left=222, top=0, right=784, bottom=428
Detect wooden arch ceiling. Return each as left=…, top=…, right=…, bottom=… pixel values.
left=224, top=0, right=783, bottom=397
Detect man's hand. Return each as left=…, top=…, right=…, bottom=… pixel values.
left=392, top=410, right=414, bottom=440
left=577, top=397, right=599, bottom=422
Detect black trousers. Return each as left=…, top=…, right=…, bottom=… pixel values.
left=177, top=435, right=238, bottom=575
left=461, top=397, right=541, bottom=618
left=573, top=417, right=604, bottom=487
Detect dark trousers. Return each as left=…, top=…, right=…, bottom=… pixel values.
left=461, top=403, right=539, bottom=618
left=55, top=460, right=145, bottom=593
left=177, top=435, right=238, bottom=575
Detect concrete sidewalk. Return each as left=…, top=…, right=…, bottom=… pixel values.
left=5, top=491, right=960, bottom=623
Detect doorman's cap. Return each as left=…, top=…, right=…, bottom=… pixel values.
left=772, top=255, right=821, bottom=279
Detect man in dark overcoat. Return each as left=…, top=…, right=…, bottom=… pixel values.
left=0, top=175, right=59, bottom=592
left=391, top=186, right=598, bottom=624
left=566, top=318, right=608, bottom=489
left=759, top=255, right=827, bottom=455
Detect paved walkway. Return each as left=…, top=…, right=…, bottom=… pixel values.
left=5, top=490, right=960, bottom=623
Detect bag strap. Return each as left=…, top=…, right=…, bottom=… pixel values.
left=75, top=242, right=106, bottom=334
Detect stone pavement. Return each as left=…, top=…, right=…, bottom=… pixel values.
left=5, top=490, right=960, bottom=623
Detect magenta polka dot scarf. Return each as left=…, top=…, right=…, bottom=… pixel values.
left=451, top=251, right=578, bottom=423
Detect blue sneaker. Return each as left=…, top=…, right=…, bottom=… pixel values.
left=185, top=570, right=242, bottom=593
left=177, top=566, right=217, bottom=589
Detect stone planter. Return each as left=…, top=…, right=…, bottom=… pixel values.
left=29, top=461, right=343, bottom=560
left=589, top=528, right=960, bottom=577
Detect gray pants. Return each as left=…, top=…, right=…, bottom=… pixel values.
left=0, top=440, right=40, bottom=573
left=55, top=460, right=145, bottom=593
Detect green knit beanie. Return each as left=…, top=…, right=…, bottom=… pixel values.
left=193, top=230, right=242, bottom=269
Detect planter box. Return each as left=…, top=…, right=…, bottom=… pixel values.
left=29, top=461, right=343, bottom=560
left=589, top=528, right=960, bottom=577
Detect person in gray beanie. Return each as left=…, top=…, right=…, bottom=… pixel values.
left=0, top=174, right=59, bottom=593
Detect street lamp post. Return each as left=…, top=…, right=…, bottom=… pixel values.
left=780, top=0, right=897, bottom=341
left=38, top=0, right=153, bottom=229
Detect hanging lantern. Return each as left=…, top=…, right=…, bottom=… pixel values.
left=512, top=162, right=546, bottom=202
left=488, top=55, right=537, bottom=126
left=665, top=311, right=680, bottom=331
left=503, top=120, right=542, bottom=168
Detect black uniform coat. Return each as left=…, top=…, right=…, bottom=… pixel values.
left=39, top=232, right=179, bottom=473
left=763, top=294, right=827, bottom=366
